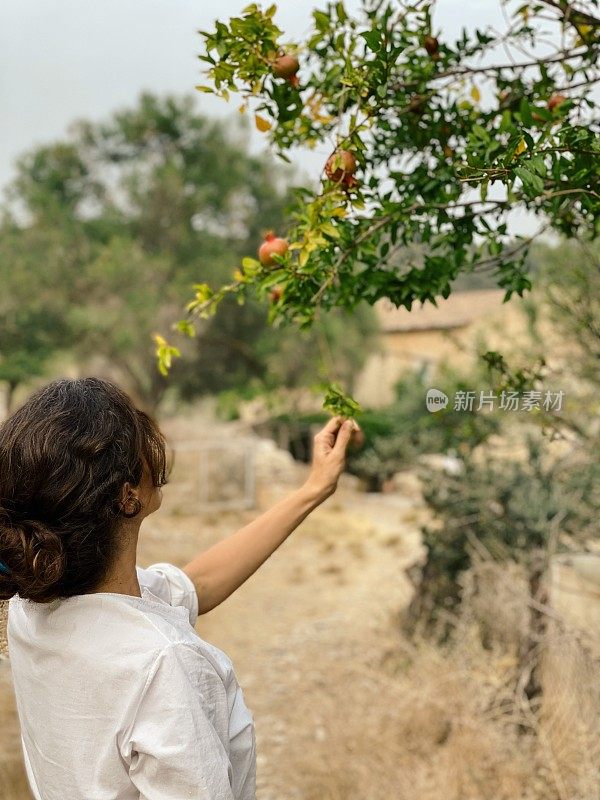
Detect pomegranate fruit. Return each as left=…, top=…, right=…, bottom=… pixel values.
left=269, top=286, right=283, bottom=303
left=423, top=35, right=439, bottom=57
left=325, top=150, right=357, bottom=182
left=272, top=54, right=299, bottom=80
left=258, top=232, right=288, bottom=267
left=548, top=93, right=567, bottom=111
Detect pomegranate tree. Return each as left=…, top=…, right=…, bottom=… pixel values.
left=155, top=1, right=600, bottom=416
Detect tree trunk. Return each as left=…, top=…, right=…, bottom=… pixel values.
left=517, top=550, right=548, bottom=723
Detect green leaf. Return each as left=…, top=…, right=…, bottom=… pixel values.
left=313, top=10, right=331, bottom=31
left=153, top=335, right=181, bottom=377
left=174, top=319, right=196, bottom=337
left=360, top=29, right=382, bottom=51
left=519, top=97, right=533, bottom=126
left=514, top=166, right=544, bottom=194
left=499, top=109, right=513, bottom=132
left=322, top=383, right=363, bottom=417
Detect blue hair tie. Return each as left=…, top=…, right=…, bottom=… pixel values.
left=0, top=559, right=11, bottom=576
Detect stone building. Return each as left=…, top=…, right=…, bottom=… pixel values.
left=354, top=289, right=526, bottom=407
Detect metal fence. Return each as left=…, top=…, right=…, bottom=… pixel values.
left=164, top=438, right=257, bottom=514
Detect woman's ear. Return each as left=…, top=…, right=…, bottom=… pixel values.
left=118, top=482, right=142, bottom=517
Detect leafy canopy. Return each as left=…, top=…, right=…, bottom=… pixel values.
left=162, top=0, right=599, bottom=398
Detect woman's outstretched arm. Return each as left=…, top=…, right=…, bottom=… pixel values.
left=182, top=417, right=357, bottom=615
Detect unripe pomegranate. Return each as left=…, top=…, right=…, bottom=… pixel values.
left=272, top=54, right=299, bottom=80
left=548, top=93, right=567, bottom=111
left=258, top=232, right=288, bottom=267
left=423, top=35, right=439, bottom=57
left=269, top=286, right=283, bottom=303
left=325, top=150, right=357, bottom=182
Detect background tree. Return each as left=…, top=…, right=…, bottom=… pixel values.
left=0, top=223, right=75, bottom=412
left=168, top=0, right=599, bottom=401
left=2, top=93, right=375, bottom=410
left=533, top=238, right=600, bottom=384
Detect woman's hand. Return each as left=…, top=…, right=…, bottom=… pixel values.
left=302, top=416, right=360, bottom=503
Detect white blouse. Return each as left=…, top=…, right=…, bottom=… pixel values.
left=7, top=562, right=256, bottom=799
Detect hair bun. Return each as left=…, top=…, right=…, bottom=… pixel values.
left=0, top=516, right=66, bottom=602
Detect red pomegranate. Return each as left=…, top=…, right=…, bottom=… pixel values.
left=548, top=93, right=567, bottom=111
left=258, top=232, right=288, bottom=267
left=269, top=286, right=283, bottom=303
left=272, top=54, right=299, bottom=80
left=325, top=150, right=357, bottom=182
left=423, top=35, right=439, bottom=57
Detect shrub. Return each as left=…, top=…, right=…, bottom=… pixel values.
left=410, top=435, right=599, bottom=627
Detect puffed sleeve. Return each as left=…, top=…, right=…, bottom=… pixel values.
left=127, top=643, right=234, bottom=800
left=138, top=562, right=199, bottom=626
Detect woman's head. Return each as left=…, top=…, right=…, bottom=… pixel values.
left=0, top=377, right=169, bottom=602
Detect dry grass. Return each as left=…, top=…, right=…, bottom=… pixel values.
left=256, top=558, right=600, bottom=800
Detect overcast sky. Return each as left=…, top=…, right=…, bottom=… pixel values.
left=1, top=0, right=544, bottom=233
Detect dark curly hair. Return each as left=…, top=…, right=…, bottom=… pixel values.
left=0, top=377, right=169, bottom=602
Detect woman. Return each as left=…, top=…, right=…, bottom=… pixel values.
left=0, top=377, right=358, bottom=800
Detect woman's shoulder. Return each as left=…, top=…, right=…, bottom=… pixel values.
left=6, top=585, right=197, bottom=666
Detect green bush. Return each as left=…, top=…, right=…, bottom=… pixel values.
left=411, top=435, right=599, bottom=628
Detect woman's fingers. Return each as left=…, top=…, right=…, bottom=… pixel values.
left=314, top=416, right=360, bottom=460
left=332, top=419, right=354, bottom=455
left=314, top=416, right=344, bottom=450
left=306, top=417, right=361, bottom=500
left=318, top=415, right=344, bottom=437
